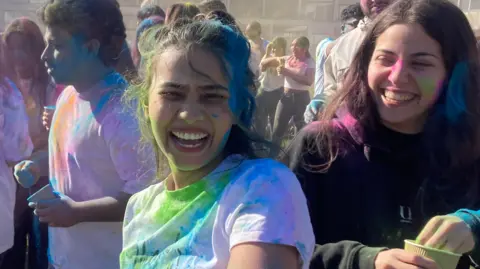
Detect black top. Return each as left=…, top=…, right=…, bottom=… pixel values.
left=286, top=113, right=477, bottom=269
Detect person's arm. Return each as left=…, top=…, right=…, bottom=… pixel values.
left=452, top=210, right=480, bottom=263
left=320, top=46, right=338, bottom=106
left=311, top=241, right=386, bottom=269
left=228, top=243, right=300, bottom=269
left=260, top=56, right=284, bottom=71
left=73, top=105, right=156, bottom=222
left=72, top=192, right=131, bottom=222
left=224, top=161, right=315, bottom=269
left=283, top=66, right=314, bottom=86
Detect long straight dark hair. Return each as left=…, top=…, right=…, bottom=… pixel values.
left=3, top=18, right=50, bottom=105
left=317, top=0, right=480, bottom=203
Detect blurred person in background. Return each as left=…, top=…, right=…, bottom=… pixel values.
left=198, top=0, right=227, bottom=13
left=246, top=21, right=269, bottom=81
left=304, top=3, right=364, bottom=123
left=165, top=3, right=200, bottom=25
left=205, top=10, right=241, bottom=33
left=255, top=37, right=287, bottom=139
left=136, top=4, right=165, bottom=25
left=21, top=0, right=156, bottom=268
left=2, top=17, right=58, bottom=269
left=0, top=32, right=33, bottom=268
left=319, top=0, right=394, bottom=111
left=263, top=37, right=314, bottom=148
left=132, top=16, right=164, bottom=71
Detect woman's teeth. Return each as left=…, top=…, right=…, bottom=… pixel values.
left=384, top=90, right=415, bottom=102
left=172, top=131, right=208, bottom=140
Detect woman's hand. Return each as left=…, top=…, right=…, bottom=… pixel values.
left=277, top=65, right=287, bottom=76
left=416, top=215, right=475, bottom=254
left=375, top=249, right=438, bottom=269
left=14, top=160, right=40, bottom=188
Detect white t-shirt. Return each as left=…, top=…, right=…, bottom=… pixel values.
left=284, top=56, right=315, bottom=91
left=48, top=72, right=155, bottom=269
left=121, top=155, right=315, bottom=269
left=260, top=70, right=284, bottom=92
left=0, top=78, right=33, bottom=254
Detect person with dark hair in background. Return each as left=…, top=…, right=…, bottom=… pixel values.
left=2, top=17, right=58, bottom=269
left=198, top=0, right=227, bottom=14
left=205, top=10, right=241, bottom=33
left=287, top=0, right=480, bottom=268
left=256, top=37, right=287, bottom=139
left=304, top=3, right=365, bottom=123
left=115, top=41, right=138, bottom=83
left=340, top=3, right=363, bottom=35
left=165, top=3, right=200, bottom=25
left=263, top=37, right=315, bottom=148
left=136, top=4, right=165, bottom=24
left=19, top=1, right=156, bottom=268
left=0, top=32, right=33, bottom=269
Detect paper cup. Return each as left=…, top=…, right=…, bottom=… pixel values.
left=404, top=240, right=462, bottom=269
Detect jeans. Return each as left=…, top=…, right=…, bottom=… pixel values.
left=1, top=177, right=49, bottom=269
left=254, top=87, right=283, bottom=139
left=272, top=89, right=310, bottom=146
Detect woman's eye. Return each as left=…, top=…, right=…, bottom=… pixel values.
left=159, top=91, right=184, bottom=100
left=205, top=93, right=227, bottom=99
left=376, top=56, right=395, bottom=66
left=411, top=61, right=432, bottom=69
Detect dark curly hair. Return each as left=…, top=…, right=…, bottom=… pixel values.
left=137, top=4, right=165, bottom=22
left=39, top=0, right=126, bottom=67
left=340, top=3, right=364, bottom=23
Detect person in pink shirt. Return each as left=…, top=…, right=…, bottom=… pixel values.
left=20, top=0, right=156, bottom=268
left=0, top=41, right=33, bottom=266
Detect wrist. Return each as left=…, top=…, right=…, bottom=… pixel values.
left=71, top=200, right=84, bottom=224
left=357, top=246, right=388, bottom=269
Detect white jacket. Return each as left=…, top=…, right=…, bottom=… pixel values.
left=321, top=18, right=370, bottom=104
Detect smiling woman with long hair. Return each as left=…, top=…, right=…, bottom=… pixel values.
left=287, top=0, right=480, bottom=268
left=120, top=19, right=314, bottom=269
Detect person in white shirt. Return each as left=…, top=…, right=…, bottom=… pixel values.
left=19, top=1, right=156, bottom=268
left=255, top=36, right=287, bottom=139
left=0, top=52, right=33, bottom=264
left=246, top=21, right=269, bottom=83
left=304, top=3, right=364, bottom=123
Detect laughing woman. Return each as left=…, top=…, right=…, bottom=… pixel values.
left=120, top=20, right=314, bottom=269
left=287, top=0, right=480, bottom=268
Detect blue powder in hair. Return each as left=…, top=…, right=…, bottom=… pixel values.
left=445, top=61, right=468, bottom=122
